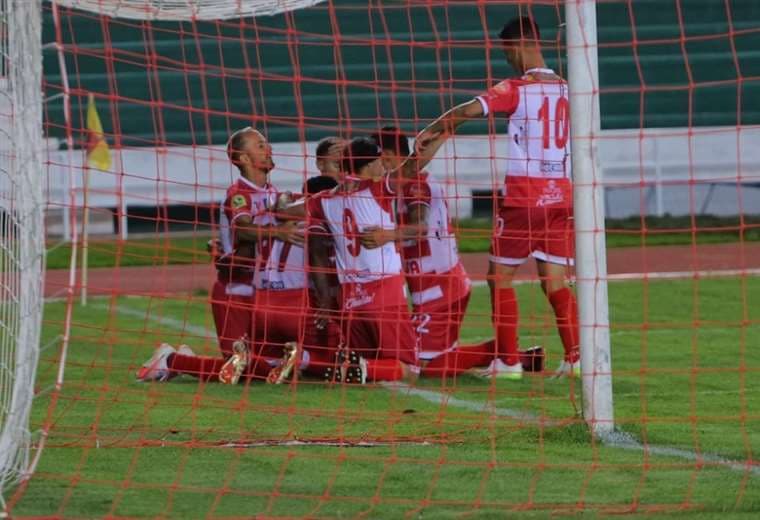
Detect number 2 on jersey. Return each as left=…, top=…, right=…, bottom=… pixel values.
left=343, top=208, right=361, bottom=257
left=537, top=96, right=569, bottom=149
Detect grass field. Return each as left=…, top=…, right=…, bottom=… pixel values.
left=44, top=214, right=760, bottom=269
left=11, top=279, right=760, bottom=518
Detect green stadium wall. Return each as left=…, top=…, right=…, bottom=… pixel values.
left=42, top=0, right=760, bottom=147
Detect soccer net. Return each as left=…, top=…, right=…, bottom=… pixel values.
left=5, top=0, right=760, bottom=516
left=0, top=0, right=45, bottom=511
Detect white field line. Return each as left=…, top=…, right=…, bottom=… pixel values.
left=94, top=300, right=758, bottom=477
left=381, top=382, right=561, bottom=427
left=600, top=431, right=760, bottom=476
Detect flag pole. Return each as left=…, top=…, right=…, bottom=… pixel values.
left=81, top=93, right=91, bottom=306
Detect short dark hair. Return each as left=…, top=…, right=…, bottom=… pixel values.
left=370, top=126, right=410, bottom=157
left=303, top=175, right=339, bottom=195
left=499, top=16, right=540, bottom=43
left=315, top=136, right=343, bottom=159
left=342, top=137, right=382, bottom=174
left=226, top=126, right=253, bottom=170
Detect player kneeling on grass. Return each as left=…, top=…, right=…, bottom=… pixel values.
left=366, top=126, right=544, bottom=379
left=136, top=128, right=315, bottom=385
left=135, top=248, right=292, bottom=385
left=305, top=137, right=425, bottom=382
left=281, top=135, right=444, bottom=382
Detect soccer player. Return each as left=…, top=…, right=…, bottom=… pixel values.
left=368, top=127, right=472, bottom=359
left=305, top=137, right=423, bottom=382
left=248, top=180, right=342, bottom=381
left=314, top=136, right=346, bottom=183
left=416, top=16, right=580, bottom=379
left=366, top=127, right=544, bottom=378
left=136, top=127, right=292, bottom=384
left=277, top=133, right=444, bottom=382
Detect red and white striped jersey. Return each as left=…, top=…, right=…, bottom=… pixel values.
left=253, top=234, right=308, bottom=291
left=251, top=193, right=308, bottom=292
left=476, top=67, right=572, bottom=208
left=398, top=175, right=465, bottom=295
left=222, top=176, right=278, bottom=248
left=219, top=176, right=277, bottom=293
left=308, top=175, right=402, bottom=285
left=221, top=177, right=307, bottom=291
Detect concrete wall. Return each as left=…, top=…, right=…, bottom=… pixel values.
left=45, top=125, right=760, bottom=236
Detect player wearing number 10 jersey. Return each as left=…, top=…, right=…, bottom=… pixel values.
left=417, top=16, right=580, bottom=380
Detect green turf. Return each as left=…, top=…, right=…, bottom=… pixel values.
left=11, top=280, right=760, bottom=517
left=46, top=235, right=212, bottom=270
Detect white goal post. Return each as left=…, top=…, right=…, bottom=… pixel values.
left=565, top=0, right=614, bottom=436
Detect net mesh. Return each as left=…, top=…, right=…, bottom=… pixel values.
left=0, top=0, right=44, bottom=509
left=6, top=0, right=760, bottom=516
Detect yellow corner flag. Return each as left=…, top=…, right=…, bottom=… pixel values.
left=86, top=93, right=112, bottom=171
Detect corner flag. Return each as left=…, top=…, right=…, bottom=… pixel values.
left=86, top=93, right=112, bottom=171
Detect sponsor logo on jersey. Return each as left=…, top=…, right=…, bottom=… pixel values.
left=344, top=281, right=375, bottom=309
left=536, top=180, right=566, bottom=207
left=259, top=279, right=286, bottom=290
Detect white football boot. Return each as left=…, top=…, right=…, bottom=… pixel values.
left=136, top=343, right=176, bottom=382
left=472, top=358, right=523, bottom=381
left=552, top=359, right=581, bottom=379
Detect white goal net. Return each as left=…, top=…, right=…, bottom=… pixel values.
left=0, top=0, right=44, bottom=510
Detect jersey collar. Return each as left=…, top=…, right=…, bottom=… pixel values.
left=238, top=175, right=270, bottom=192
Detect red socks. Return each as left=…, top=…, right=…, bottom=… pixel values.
left=491, top=287, right=520, bottom=366
left=548, top=288, right=580, bottom=363
left=366, top=359, right=404, bottom=382
left=422, top=341, right=495, bottom=377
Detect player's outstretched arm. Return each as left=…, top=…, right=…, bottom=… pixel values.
left=415, top=98, right=484, bottom=152
left=397, top=99, right=483, bottom=179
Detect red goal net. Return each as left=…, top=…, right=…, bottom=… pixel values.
left=5, top=0, right=759, bottom=517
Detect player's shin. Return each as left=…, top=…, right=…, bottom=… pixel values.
left=548, top=288, right=580, bottom=363
left=491, top=287, right=520, bottom=366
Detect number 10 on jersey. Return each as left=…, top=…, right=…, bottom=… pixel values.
left=537, top=95, right=569, bottom=150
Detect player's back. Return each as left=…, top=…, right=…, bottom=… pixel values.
left=310, top=177, right=402, bottom=285
left=478, top=69, right=572, bottom=208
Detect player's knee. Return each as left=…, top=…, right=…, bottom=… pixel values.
left=542, top=277, right=566, bottom=295
left=488, top=262, right=515, bottom=290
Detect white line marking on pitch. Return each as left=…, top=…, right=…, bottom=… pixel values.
left=102, top=299, right=758, bottom=477
left=381, top=382, right=561, bottom=427
left=600, top=431, right=760, bottom=476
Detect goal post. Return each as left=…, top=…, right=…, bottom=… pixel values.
left=0, top=0, right=45, bottom=511
left=565, top=0, right=614, bottom=436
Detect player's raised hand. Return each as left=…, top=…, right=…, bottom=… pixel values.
left=360, top=226, right=396, bottom=249
left=414, top=129, right=442, bottom=155
left=274, top=221, right=305, bottom=246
